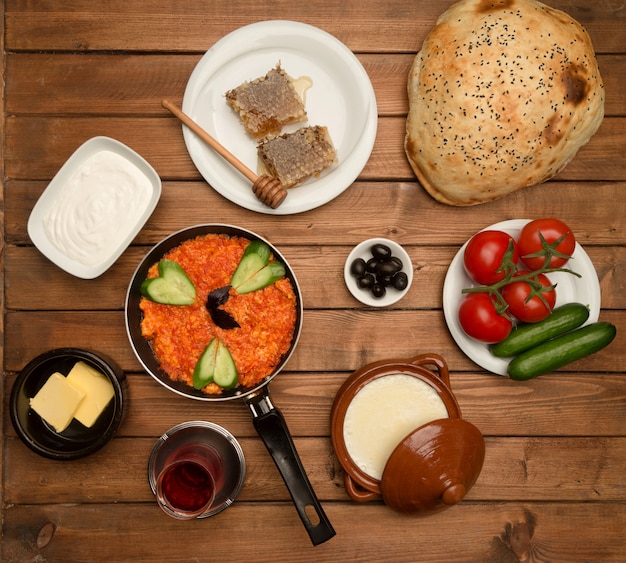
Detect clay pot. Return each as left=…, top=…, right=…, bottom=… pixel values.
left=331, top=353, right=485, bottom=514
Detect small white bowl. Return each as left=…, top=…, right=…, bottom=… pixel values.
left=28, top=137, right=161, bottom=279
left=344, top=238, right=413, bottom=307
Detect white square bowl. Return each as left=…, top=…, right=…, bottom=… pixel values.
left=27, top=137, right=161, bottom=279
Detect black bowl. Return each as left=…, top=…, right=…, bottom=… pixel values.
left=10, top=348, right=127, bottom=460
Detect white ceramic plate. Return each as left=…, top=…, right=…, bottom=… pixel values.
left=27, top=137, right=162, bottom=279
left=443, top=219, right=601, bottom=375
left=181, top=20, right=377, bottom=215
left=344, top=238, right=413, bottom=307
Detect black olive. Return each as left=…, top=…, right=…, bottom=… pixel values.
left=371, top=243, right=392, bottom=261
left=350, top=241, right=409, bottom=300
left=357, top=274, right=375, bottom=289
left=365, top=257, right=380, bottom=273
left=350, top=258, right=366, bottom=277
left=392, top=271, right=409, bottom=291
left=376, top=259, right=401, bottom=277
left=371, top=283, right=386, bottom=298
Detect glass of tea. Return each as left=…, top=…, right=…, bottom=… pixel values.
left=155, top=443, right=219, bottom=519
left=148, top=421, right=246, bottom=520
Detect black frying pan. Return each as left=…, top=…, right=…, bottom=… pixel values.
left=125, top=224, right=335, bottom=545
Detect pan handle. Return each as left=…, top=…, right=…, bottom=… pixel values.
left=246, top=390, right=336, bottom=546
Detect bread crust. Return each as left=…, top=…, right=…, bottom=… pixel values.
left=405, top=0, right=604, bottom=206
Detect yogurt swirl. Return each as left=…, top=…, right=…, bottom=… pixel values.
left=43, top=150, right=153, bottom=266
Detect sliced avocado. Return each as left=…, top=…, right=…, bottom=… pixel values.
left=192, top=337, right=218, bottom=389
left=141, top=259, right=196, bottom=305
left=234, top=261, right=286, bottom=294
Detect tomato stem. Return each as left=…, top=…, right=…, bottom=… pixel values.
left=462, top=239, right=581, bottom=318
left=521, top=231, right=573, bottom=268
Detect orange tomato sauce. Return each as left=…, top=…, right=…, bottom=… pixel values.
left=140, top=234, right=297, bottom=394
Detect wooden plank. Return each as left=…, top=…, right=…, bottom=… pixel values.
left=4, top=116, right=626, bottom=182
left=6, top=180, right=626, bottom=247
left=5, top=0, right=624, bottom=54
left=5, top=243, right=626, bottom=311
left=3, top=0, right=457, bottom=53
left=5, top=53, right=625, bottom=117
left=0, top=0, right=6, bottom=516
left=4, top=309, right=624, bottom=374
left=3, top=53, right=409, bottom=117
left=3, top=502, right=625, bottom=562
left=4, top=435, right=626, bottom=504
left=5, top=368, right=626, bottom=438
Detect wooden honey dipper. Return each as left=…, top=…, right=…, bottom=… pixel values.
left=161, top=99, right=288, bottom=209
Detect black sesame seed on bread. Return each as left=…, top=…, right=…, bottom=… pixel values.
left=405, top=0, right=604, bottom=206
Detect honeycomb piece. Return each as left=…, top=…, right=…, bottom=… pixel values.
left=225, top=65, right=307, bottom=139
left=257, top=126, right=337, bottom=188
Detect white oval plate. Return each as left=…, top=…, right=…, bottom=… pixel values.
left=344, top=238, right=413, bottom=307
left=27, top=137, right=162, bottom=279
left=442, top=219, right=601, bottom=375
left=182, top=20, right=377, bottom=215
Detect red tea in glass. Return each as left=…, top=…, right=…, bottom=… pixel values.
left=148, top=421, right=246, bottom=520
left=154, top=444, right=220, bottom=519
left=158, top=453, right=216, bottom=514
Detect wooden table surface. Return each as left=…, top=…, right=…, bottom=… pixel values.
left=2, top=1, right=625, bottom=561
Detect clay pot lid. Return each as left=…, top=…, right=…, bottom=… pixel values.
left=380, top=418, right=485, bottom=514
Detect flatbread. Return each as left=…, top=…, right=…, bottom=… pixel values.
left=405, top=0, right=604, bottom=206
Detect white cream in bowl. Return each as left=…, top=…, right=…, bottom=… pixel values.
left=28, top=137, right=161, bottom=279
left=43, top=150, right=153, bottom=267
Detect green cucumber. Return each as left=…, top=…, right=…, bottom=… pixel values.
left=490, top=302, right=590, bottom=358
left=141, top=260, right=196, bottom=305
left=212, top=341, right=238, bottom=389
left=193, top=338, right=218, bottom=389
left=507, top=322, right=616, bottom=380
left=192, top=338, right=238, bottom=390
left=230, top=240, right=285, bottom=294
left=234, top=261, right=285, bottom=294
left=231, top=241, right=271, bottom=288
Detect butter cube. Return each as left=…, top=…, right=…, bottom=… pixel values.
left=29, top=372, right=85, bottom=432
left=66, top=361, right=115, bottom=427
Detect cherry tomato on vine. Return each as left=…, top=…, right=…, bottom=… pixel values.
left=458, top=292, right=513, bottom=343
left=463, top=230, right=519, bottom=285
left=518, top=218, right=576, bottom=270
left=501, top=271, right=557, bottom=323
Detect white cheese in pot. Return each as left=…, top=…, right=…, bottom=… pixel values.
left=343, top=373, right=448, bottom=480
